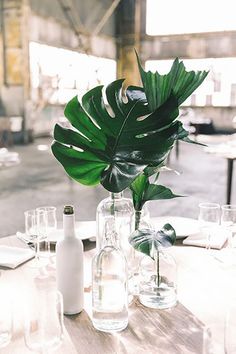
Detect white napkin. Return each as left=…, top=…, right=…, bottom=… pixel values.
left=183, top=228, right=230, bottom=249
left=0, top=245, right=34, bottom=268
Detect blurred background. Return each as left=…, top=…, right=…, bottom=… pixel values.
left=1, top=0, right=236, bottom=236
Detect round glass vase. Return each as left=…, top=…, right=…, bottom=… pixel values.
left=138, top=248, right=177, bottom=309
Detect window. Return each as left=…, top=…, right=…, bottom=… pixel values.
left=146, top=0, right=236, bottom=35
left=146, top=58, right=236, bottom=107
left=29, top=42, right=117, bottom=105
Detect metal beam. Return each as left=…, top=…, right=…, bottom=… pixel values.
left=92, top=0, right=121, bottom=37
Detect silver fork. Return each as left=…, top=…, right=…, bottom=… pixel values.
left=16, top=232, right=35, bottom=250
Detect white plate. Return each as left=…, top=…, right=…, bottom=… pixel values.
left=151, top=216, right=199, bottom=239
left=48, top=220, right=96, bottom=243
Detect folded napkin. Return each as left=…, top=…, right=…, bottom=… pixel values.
left=183, top=228, right=230, bottom=250
left=0, top=245, right=34, bottom=268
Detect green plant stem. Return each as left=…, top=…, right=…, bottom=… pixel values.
left=135, top=210, right=141, bottom=230
left=110, top=193, right=115, bottom=216
left=155, top=248, right=160, bottom=287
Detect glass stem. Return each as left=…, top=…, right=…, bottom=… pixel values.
left=206, top=233, right=211, bottom=251
left=35, top=239, right=40, bottom=262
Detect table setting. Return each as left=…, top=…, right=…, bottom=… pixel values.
left=0, top=200, right=236, bottom=353
left=1, top=53, right=236, bottom=353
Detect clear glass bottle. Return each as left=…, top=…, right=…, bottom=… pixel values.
left=92, top=221, right=128, bottom=332
left=138, top=246, right=177, bottom=309
left=96, top=192, right=134, bottom=257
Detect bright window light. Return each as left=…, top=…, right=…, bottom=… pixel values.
left=29, top=42, right=116, bottom=105
left=146, top=58, right=236, bottom=107
left=146, top=0, right=236, bottom=35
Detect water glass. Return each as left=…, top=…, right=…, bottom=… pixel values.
left=224, top=300, right=236, bottom=353
left=203, top=324, right=224, bottom=354
left=25, top=209, right=40, bottom=267
left=198, top=203, right=221, bottom=250
left=36, top=206, right=57, bottom=269
left=24, top=289, right=64, bottom=352
left=0, top=287, right=12, bottom=348
left=221, top=205, right=236, bottom=248
left=36, top=206, right=57, bottom=240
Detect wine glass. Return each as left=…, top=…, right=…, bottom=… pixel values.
left=24, top=289, right=64, bottom=353
left=0, top=281, right=12, bottom=348
left=198, top=203, right=221, bottom=251
left=25, top=209, right=40, bottom=268
left=25, top=209, right=48, bottom=269
left=224, top=298, right=236, bottom=353
left=36, top=206, right=57, bottom=269
left=36, top=209, right=49, bottom=260
left=203, top=324, right=224, bottom=354
left=221, top=205, right=236, bottom=248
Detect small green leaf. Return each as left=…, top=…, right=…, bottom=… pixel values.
left=144, top=184, right=182, bottom=202
left=130, top=173, right=182, bottom=211
left=129, top=223, right=176, bottom=259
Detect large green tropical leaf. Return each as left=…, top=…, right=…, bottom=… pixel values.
left=52, top=79, right=187, bottom=192
left=130, top=173, right=181, bottom=210
left=52, top=53, right=208, bottom=193
left=136, top=51, right=209, bottom=111
left=129, top=223, right=176, bottom=259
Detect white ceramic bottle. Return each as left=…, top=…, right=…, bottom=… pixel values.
left=56, top=205, right=84, bottom=315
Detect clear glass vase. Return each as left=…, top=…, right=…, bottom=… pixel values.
left=138, top=248, right=177, bottom=309
left=129, top=209, right=153, bottom=296
left=96, top=192, right=134, bottom=257
left=92, top=221, right=128, bottom=332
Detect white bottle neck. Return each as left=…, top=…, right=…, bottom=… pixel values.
left=63, top=213, right=76, bottom=238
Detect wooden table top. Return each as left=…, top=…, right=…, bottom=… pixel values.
left=0, top=235, right=234, bottom=354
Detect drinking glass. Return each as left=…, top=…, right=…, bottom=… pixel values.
left=221, top=205, right=236, bottom=248
left=36, top=206, right=57, bottom=269
left=25, top=209, right=48, bottom=269
left=203, top=324, right=224, bottom=354
left=24, top=289, right=64, bottom=353
left=198, top=203, right=221, bottom=250
left=0, top=283, right=12, bottom=348
left=25, top=209, right=40, bottom=267
left=224, top=299, right=236, bottom=353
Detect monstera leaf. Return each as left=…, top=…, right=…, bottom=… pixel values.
left=52, top=79, right=187, bottom=192
left=129, top=223, right=176, bottom=259
left=52, top=53, right=208, bottom=193
left=136, top=51, right=208, bottom=111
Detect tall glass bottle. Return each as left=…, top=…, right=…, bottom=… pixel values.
left=96, top=192, right=134, bottom=258
left=92, top=221, right=128, bottom=332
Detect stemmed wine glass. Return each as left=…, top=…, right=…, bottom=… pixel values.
left=221, top=205, right=236, bottom=248
left=224, top=298, right=236, bottom=353
left=0, top=278, right=12, bottom=349
left=24, top=289, right=64, bottom=353
left=198, top=203, right=221, bottom=251
left=24, top=209, right=41, bottom=268
left=25, top=209, right=48, bottom=269
left=36, top=206, right=57, bottom=267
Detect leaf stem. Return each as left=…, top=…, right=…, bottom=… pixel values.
left=155, top=248, right=160, bottom=288
left=110, top=192, right=115, bottom=216
left=135, top=210, right=141, bottom=230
